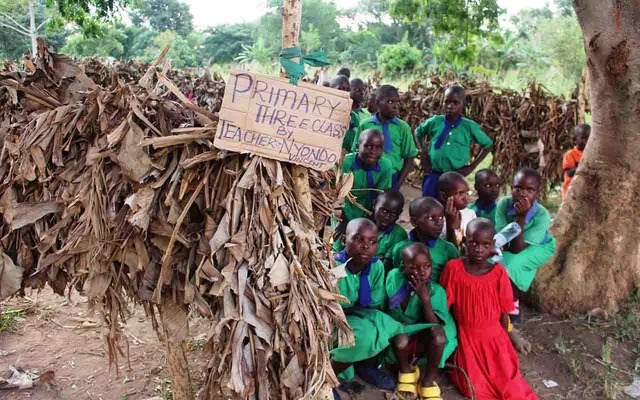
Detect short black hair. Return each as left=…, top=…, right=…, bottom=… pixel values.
left=575, top=124, right=591, bottom=137
left=330, top=75, right=349, bottom=89
left=376, top=189, right=405, bottom=209
left=445, top=84, right=466, bottom=100
left=350, top=78, right=365, bottom=88
left=438, top=171, right=467, bottom=194
left=466, top=217, right=496, bottom=237
left=368, top=92, right=377, bottom=100
left=376, top=84, right=399, bottom=100
left=409, top=196, right=442, bottom=217
left=337, top=67, right=351, bottom=79
left=345, top=217, right=377, bottom=237
left=475, top=168, right=499, bottom=185
left=514, top=167, right=542, bottom=187
left=358, top=128, right=384, bottom=146
left=401, top=242, right=430, bottom=262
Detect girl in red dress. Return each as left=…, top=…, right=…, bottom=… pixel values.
left=440, top=218, right=538, bottom=400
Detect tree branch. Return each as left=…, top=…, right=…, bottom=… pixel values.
left=0, top=21, right=31, bottom=37
left=36, top=18, right=50, bottom=32
left=0, top=12, right=30, bottom=35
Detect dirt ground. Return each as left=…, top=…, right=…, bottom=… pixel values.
left=1, top=185, right=638, bottom=400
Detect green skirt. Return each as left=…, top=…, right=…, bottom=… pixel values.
left=503, top=237, right=556, bottom=292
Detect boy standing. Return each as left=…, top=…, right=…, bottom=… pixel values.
left=353, top=85, right=418, bottom=190
left=416, top=85, right=493, bottom=198
left=562, top=124, right=590, bottom=200
left=350, top=78, right=371, bottom=122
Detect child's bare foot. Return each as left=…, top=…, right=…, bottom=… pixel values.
left=509, top=328, right=532, bottom=355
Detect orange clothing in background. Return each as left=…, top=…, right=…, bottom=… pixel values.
left=562, top=147, right=583, bottom=199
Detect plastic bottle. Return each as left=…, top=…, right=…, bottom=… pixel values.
left=491, top=222, right=522, bottom=263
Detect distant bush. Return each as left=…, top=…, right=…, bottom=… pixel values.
left=377, top=34, right=422, bottom=74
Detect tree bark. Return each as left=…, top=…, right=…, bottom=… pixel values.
left=530, top=0, right=640, bottom=314
left=578, top=63, right=590, bottom=123
left=28, top=0, right=36, bottom=58
left=159, top=304, right=194, bottom=400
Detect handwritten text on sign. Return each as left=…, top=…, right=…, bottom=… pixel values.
left=214, top=70, right=352, bottom=171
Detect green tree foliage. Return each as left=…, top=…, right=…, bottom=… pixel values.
left=46, top=0, right=135, bottom=35
left=129, top=0, right=194, bottom=37
left=509, top=6, right=554, bottom=39
left=337, top=30, right=381, bottom=68
left=121, top=25, right=158, bottom=59
left=200, top=24, right=254, bottom=65
left=555, top=0, right=574, bottom=17
left=534, top=16, right=585, bottom=82
left=235, top=37, right=273, bottom=65
left=377, top=34, right=422, bottom=74
left=143, top=30, right=197, bottom=68
left=62, top=23, right=126, bottom=58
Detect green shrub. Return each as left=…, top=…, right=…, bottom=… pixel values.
left=377, top=34, right=422, bottom=75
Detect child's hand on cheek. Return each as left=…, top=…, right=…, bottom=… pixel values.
left=445, top=197, right=461, bottom=229
left=514, top=198, right=532, bottom=217
left=409, top=273, right=430, bottom=303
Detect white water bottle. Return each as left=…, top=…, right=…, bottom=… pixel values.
left=492, top=222, right=521, bottom=263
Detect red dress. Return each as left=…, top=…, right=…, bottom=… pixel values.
left=440, top=259, right=538, bottom=400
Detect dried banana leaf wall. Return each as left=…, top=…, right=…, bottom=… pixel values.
left=399, top=78, right=578, bottom=189
left=0, top=41, right=355, bottom=399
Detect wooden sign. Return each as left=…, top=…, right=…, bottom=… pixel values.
left=214, top=69, right=352, bottom=171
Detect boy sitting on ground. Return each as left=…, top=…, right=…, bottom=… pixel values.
left=468, top=169, right=501, bottom=225
left=439, top=171, right=476, bottom=248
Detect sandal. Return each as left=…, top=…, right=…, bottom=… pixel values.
left=397, top=366, right=420, bottom=398
left=419, top=382, right=443, bottom=400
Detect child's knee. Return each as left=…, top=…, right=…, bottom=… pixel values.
left=430, top=327, right=446, bottom=348
left=393, top=333, right=410, bottom=350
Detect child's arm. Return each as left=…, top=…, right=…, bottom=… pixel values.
left=396, top=158, right=414, bottom=189
left=508, top=199, right=531, bottom=253
left=444, top=198, right=461, bottom=247
left=456, top=147, right=491, bottom=177
left=500, top=313, right=509, bottom=331
left=565, top=166, right=578, bottom=177
left=460, top=121, right=494, bottom=177
left=563, top=151, right=578, bottom=177
left=411, top=275, right=440, bottom=325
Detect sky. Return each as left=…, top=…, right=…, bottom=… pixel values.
left=185, top=0, right=553, bottom=29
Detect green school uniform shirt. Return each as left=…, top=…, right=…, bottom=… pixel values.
left=384, top=269, right=458, bottom=367
left=391, top=234, right=460, bottom=283
left=352, top=115, right=418, bottom=174
left=494, top=196, right=557, bottom=292
left=333, top=223, right=408, bottom=259
left=415, top=115, right=493, bottom=173
left=468, top=201, right=498, bottom=226
left=355, top=107, right=371, bottom=122
left=337, top=258, right=386, bottom=308
left=342, top=111, right=361, bottom=151
left=340, top=152, right=393, bottom=221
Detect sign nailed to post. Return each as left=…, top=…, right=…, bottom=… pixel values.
left=214, top=69, right=352, bottom=171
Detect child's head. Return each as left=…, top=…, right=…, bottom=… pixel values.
left=336, top=67, right=351, bottom=79
left=344, top=218, right=379, bottom=265
left=444, top=84, right=465, bottom=122
left=512, top=168, right=542, bottom=205
left=357, top=129, right=384, bottom=167
left=464, top=218, right=496, bottom=264
left=439, top=171, right=470, bottom=210
left=574, top=124, right=591, bottom=151
left=367, top=93, right=378, bottom=114
left=474, top=169, right=501, bottom=204
left=350, top=78, right=367, bottom=105
left=330, top=75, right=350, bottom=92
left=373, top=189, right=404, bottom=232
left=401, top=242, right=433, bottom=283
left=409, top=197, right=445, bottom=239
left=375, top=85, right=400, bottom=120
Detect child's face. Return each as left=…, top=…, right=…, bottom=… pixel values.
left=441, top=180, right=470, bottom=210
left=357, top=133, right=384, bottom=166
left=411, top=205, right=445, bottom=239
left=377, top=94, right=400, bottom=120
left=465, top=227, right=495, bottom=264
left=345, top=225, right=378, bottom=266
left=511, top=174, right=540, bottom=206
left=475, top=174, right=501, bottom=204
left=350, top=83, right=367, bottom=104
left=403, top=251, right=433, bottom=283
left=332, top=81, right=350, bottom=92
left=374, top=196, right=403, bottom=231
left=367, top=95, right=378, bottom=113
left=575, top=132, right=589, bottom=151
left=444, top=91, right=464, bottom=121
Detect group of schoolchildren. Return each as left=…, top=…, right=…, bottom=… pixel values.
left=324, top=67, right=591, bottom=400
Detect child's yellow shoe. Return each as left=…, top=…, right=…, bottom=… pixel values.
left=396, top=366, right=420, bottom=399
left=419, top=382, right=442, bottom=400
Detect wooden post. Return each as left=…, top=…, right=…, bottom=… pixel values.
left=160, top=304, right=194, bottom=400
left=281, top=0, right=314, bottom=226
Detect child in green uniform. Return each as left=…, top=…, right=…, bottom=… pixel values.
left=392, top=197, right=459, bottom=283
left=385, top=243, right=457, bottom=399
left=468, top=169, right=501, bottom=225
left=350, top=78, right=371, bottom=122
left=352, top=85, right=418, bottom=190
left=334, top=129, right=393, bottom=245
left=367, top=92, right=378, bottom=115
left=416, top=85, right=493, bottom=198
left=330, top=219, right=421, bottom=394
left=332, top=189, right=408, bottom=271
left=330, top=75, right=361, bottom=153
left=495, top=168, right=556, bottom=324
left=439, top=171, right=476, bottom=248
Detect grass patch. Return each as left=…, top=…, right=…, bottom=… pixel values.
left=0, top=306, right=25, bottom=333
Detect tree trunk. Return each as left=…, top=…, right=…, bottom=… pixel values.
left=28, top=0, right=36, bottom=58
left=578, top=63, right=590, bottom=123
left=159, top=304, right=194, bottom=400
left=530, top=0, right=640, bottom=314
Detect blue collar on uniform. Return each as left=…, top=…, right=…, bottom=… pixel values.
left=474, top=201, right=497, bottom=214
left=352, top=155, right=381, bottom=204
left=370, top=113, right=398, bottom=153
left=334, top=249, right=378, bottom=307
left=508, top=200, right=539, bottom=224
left=434, top=115, right=462, bottom=150
left=381, top=224, right=395, bottom=236
left=409, top=230, right=437, bottom=248
left=354, top=105, right=363, bottom=113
